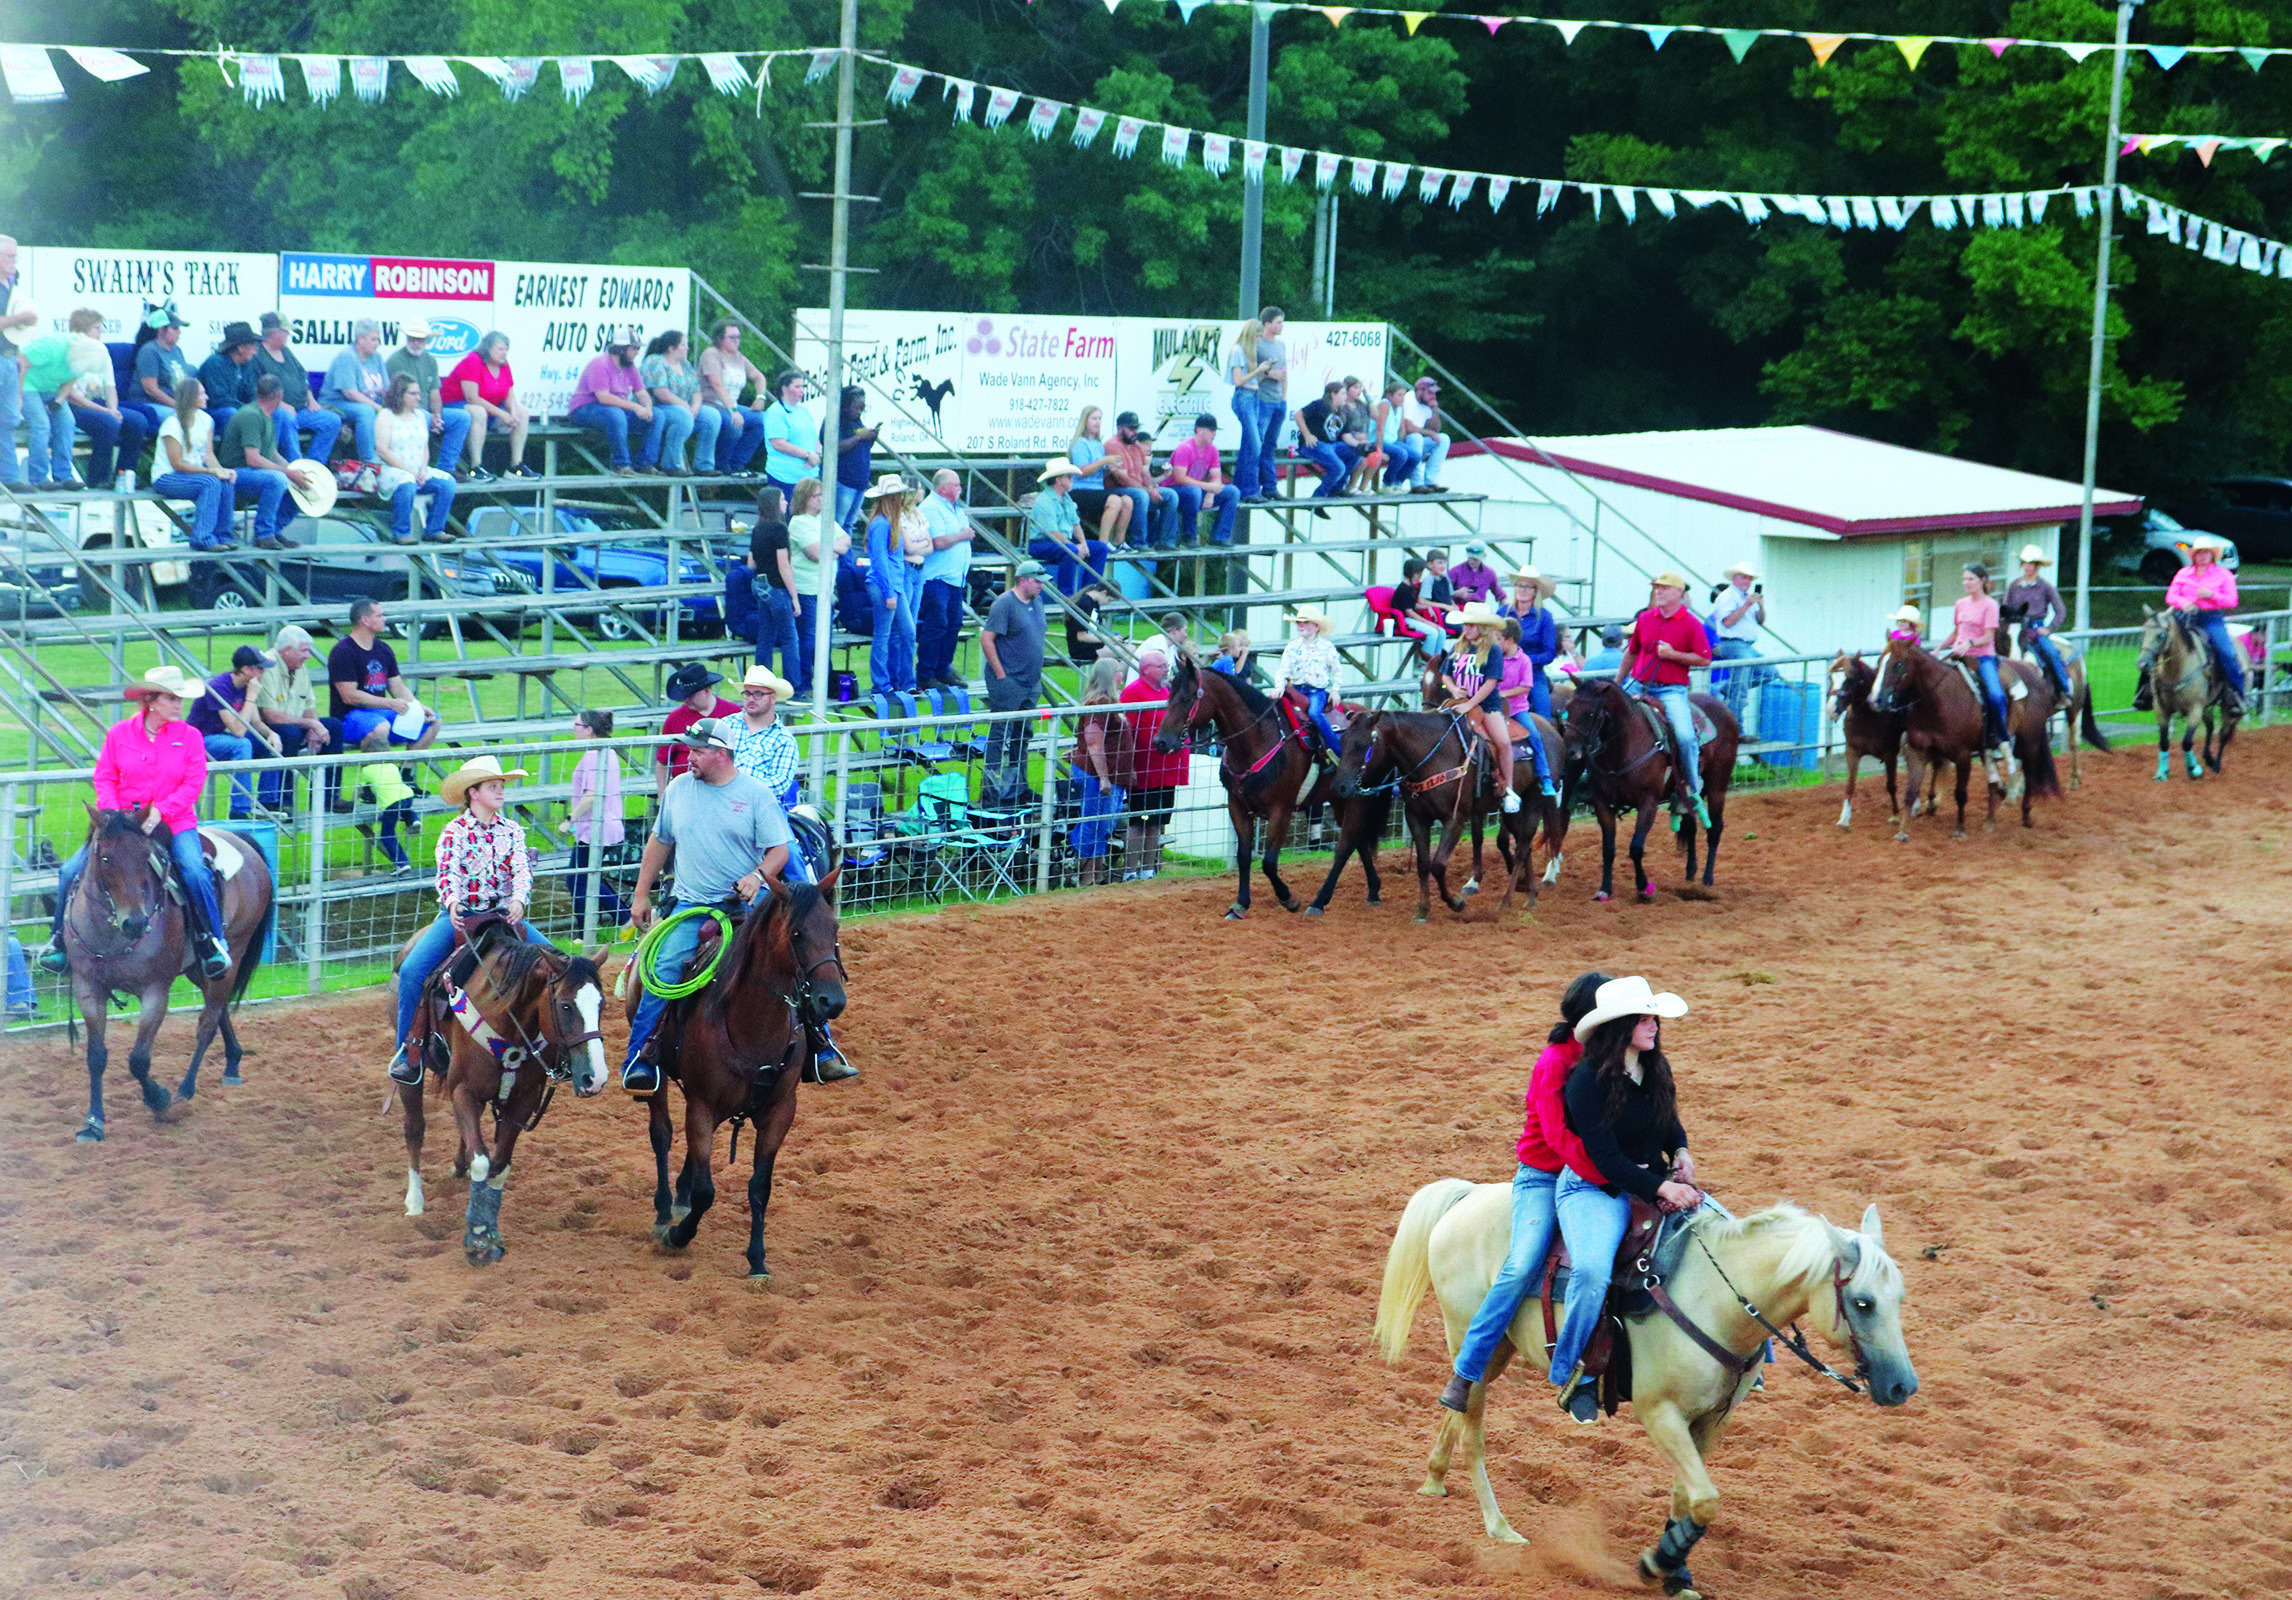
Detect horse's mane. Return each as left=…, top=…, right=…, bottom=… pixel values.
left=726, top=880, right=827, bottom=985
left=91, top=807, right=159, bottom=843
left=1695, top=1201, right=1903, bottom=1299
left=1198, top=660, right=1276, bottom=715
left=472, top=925, right=560, bottom=994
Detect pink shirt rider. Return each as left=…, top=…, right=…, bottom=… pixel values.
left=94, top=714, right=208, bottom=836
left=1497, top=649, right=1536, bottom=719
left=1950, top=594, right=2000, bottom=658
left=2165, top=563, right=2237, bottom=613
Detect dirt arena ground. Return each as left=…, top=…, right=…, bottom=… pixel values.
left=3, top=729, right=2289, bottom=1600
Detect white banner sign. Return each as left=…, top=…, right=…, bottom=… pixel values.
left=21, top=247, right=275, bottom=347
left=488, top=260, right=691, bottom=418
left=791, top=309, right=1389, bottom=456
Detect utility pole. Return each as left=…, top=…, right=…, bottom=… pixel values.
left=810, top=0, right=861, bottom=773
left=2074, top=0, right=2140, bottom=631
left=1238, top=8, right=1270, bottom=319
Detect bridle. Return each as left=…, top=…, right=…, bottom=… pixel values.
left=1672, top=1219, right=1871, bottom=1395
left=1565, top=682, right=1665, bottom=786
left=71, top=829, right=172, bottom=960
left=1867, top=645, right=1932, bottom=717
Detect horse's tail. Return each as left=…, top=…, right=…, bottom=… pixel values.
left=2079, top=694, right=2114, bottom=752
left=229, top=878, right=277, bottom=1008
left=2020, top=722, right=2063, bottom=802
left=1373, top=1177, right=1475, bottom=1365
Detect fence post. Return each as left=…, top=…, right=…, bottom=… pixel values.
left=1035, top=708, right=1057, bottom=895
left=0, top=779, right=16, bottom=1019
left=833, top=725, right=851, bottom=841
left=304, top=758, right=327, bottom=996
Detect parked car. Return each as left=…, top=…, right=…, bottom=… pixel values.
left=462, top=506, right=725, bottom=640
left=0, top=497, right=190, bottom=614
left=2069, top=509, right=2241, bottom=585
left=188, top=512, right=516, bottom=630
left=2161, top=476, right=2292, bottom=564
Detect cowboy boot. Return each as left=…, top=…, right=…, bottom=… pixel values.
left=1558, top=1369, right=1601, bottom=1425
left=1438, top=1373, right=1474, bottom=1413
left=38, top=936, right=69, bottom=975
left=804, top=1026, right=860, bottom=1083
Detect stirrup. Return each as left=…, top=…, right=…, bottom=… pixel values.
left=803, top=1041, right=860, bottom=1083
left=386, top=1044, right=423, bottom=1086
left=38, top=941, right=70, bottom=975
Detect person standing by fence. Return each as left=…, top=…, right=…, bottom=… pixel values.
left=981, top=561, right=1051, bottom=808
left=567, top=708, right=625, bottom=928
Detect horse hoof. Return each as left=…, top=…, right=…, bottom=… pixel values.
left=1592, top=891, right=1611, bottom=903
left=1413, top=912, right=1429, bottom=925
left=220, top=1070, right=242, bottom=1087
left=464, top=1243, right=505, bottom=1268
left=1637, top=889, right=1656, bottom=902
left=175, top=1078, right=196, bottom=1103
left=1461, top=879, right=1479, bottom=895
left=141, top=1081, right=174, bottom=1118
left=747, top=1270, right=772, bottom=1285
left=1304, top=904, right=1324, bottom=918
left=75, top=1117, right=105, bottom=1144
left=671, top=1205, right=691, bottom=1224
left=1280, top=896, right=1302, bottom=914
left=1493, top=1526, right=1529, bottom=1546
left=1224, top=906, right=1247, bottom=921
left=1364, top=893, right=1381, bottom=906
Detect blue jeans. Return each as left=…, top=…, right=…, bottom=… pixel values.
left=232, top=467, right=298, bottom=544
left=71, top=404, right=148, bottom=484
left=259, top=717, right=346, bottom=809
left=1303, top=687, right=1343, bottom=755
left=329, top=400, right=379, bottom=460
left=755, top=583, right=802, bottom=684
left=793, top=592, right=819, bottom=697
left=1027, top=536, right=1109, bottom=596
left=389, top=473, right=456, bottom=540
left=1972, top=655, right=2009, bottom=746
left=568, top=403, right=663, bottom=470
left=1170, top=483, right=1240, bottom=546
left=1409, top=431, right=1452, bottom=488
left=1549, top=1168, right=1632, bottom=1385
left=643, top=404, right=713, bottom=469
left=1506, top=706, right=1556, bottom=788
left=2192, top=611, right=2247, bottom=694
left=274, top=404, right=344, bottom=463
left=397, top=911, right=551, bottom=1042
left=1138, top=485, right=1182, bottom=548
left=567, top=839, right=625, bottom=925
left=1071, top=771, right=1123, bottom=858
left=430, top=407, right=473, bottom=476
left=1232, top=391, right=1283, bottom=498
left=2023, top=627, right=2069, bottom=689
left=23, top=389, right=74, bottom=483
left=1298, top=440, right=1357, bottom=497
left=1710, top=638, right=1773, bottom=721
left=54, top=829, right=225, bottom=950
left=713, top=405, right=766, bottom=471
left=916, top=578, right=964, bottom=685
left=1381, top=436, right=1422, bottom=486
left=835, top=482, right=864, bottom=529
left=371, top=799, right=416, bottom=869
left=624, top=895, right=764, bottom=1067
left=0, top=360, right=21, bottom=484
left=1453, top=1165, right=1561, bottom=1383
left=154, top=471, right=232, bottom=547
left=1622, top=677, right=1700, bottom=796
left=869, top=589, right=917, bottom=693
left=202, top=733, right=256, bottom=817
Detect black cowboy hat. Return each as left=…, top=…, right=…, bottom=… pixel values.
left=665, top=662, right=724, bottom=701
left=216, top=320, right=259, bottom=354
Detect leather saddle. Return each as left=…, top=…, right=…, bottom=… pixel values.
left=1539, top=1196, right=1695, bottom=1415
left=1278, top=689, right=1356, bottom=748
left=1630, top=696, right=1717, bottom=803
left=404, top=913, right=517, bottom=1078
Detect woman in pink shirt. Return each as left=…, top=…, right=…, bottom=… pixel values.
left=44, top=665, right=233, bottom=979
left=1946, top=563, right=2010, bottom=754
left=567, top=707, right=627, bottom=925
left=2139, top=534, right=2245, bottom=711
left=1438, top=971, right=1613, bottom=1415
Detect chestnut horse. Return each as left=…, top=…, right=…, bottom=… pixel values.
left=640, top=867, right=846, bottom=1281
left=1556, top=679, right=1739, bottom=902
left=61, top=808, right=275, bottom=1143
left=1826, top=653, right=1907, bottom=832
left=1869, top=637, right=2060, bottom=838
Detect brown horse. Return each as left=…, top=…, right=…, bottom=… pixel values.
left=395, top=924, right=609, bottom=1264
left=2141, top=608, right=2239, bottom=781
left=1557, top=678, right=1739, bottom=901
left=1869, top=639, right=2060, bottom=839
left=1827, top=653, right=1910, bottom=832
left=61, top=808, right=275, bottom=1143
left=642, top=868, right=846, bottom=1280
left=1155, top=657, right=1388, bottom=920
left=1330, top=710, right=1565, bottom=921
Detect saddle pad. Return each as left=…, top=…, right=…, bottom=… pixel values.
left=198, top=826, right=247, bottom=882
left=1634, top=700, right=1718, bottom=750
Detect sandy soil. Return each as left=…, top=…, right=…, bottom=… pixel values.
left=2, top=728, right=2289, bottom=1600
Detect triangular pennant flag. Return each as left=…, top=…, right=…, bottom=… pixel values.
left=700, top=54, right=750, bottom=94
left=1612, top=186, right=1638, bottom=222
left=1643, top=26, right=1674, bottom=50
left=405, top=56, right=460, bottom=96
left=948, top=79, right=977, bottom=123
left=1876, top=196, right=1907, bottom=229
left=1401, top=11, right=1431, bottom=35
left=1487, top=175, right=1513, bottom=212
left=1113, top=115, right=1145, bottom=158
left=1176, top=0, right=1211, bottom=18
left=239, top=54, right=286, bottom=105
left=806, top=50, right=837, bottom=84
left=459, top=57, right=512, bottom=90
left=1980, top=194, right=2005, bottom=227
left=1027, top=99, right=1064, bottom=140
left=1350, top=156, right=1376, bottom=195
left=887, top=65, right=925, bottom=105
left=1381, top=160, right=1409, bottom=200
left=2058, top=42, right=2103, bottom=64
left=1931, top=196, right=1958, bottom=228
left=1823, top=196, right=1852, bottom=229
left=1551, top=20, right=1587, bottom=45
left=1449, top=173, right=1476, bottom=209
left=1678, top=190, right=1721, bottom=209
left=1721, top=30, right=1760, bottom=63
left=1479, top=15, right=1509, bottom=35
left=1536, top=180, right=1561, bottom=216
left=2003, top=192, right=2026, bottom=226
left=1072, top=107, right=1107, bottom=147
left=1983, top=38, right=2016, bottom=58
left=2072, top=187, right=2094, bottom=219
left=559, top=57, right=594, bottom=104
left=350, top=57, right=389, bottom=102
left=2145, top=198, right=2172, bottom=236
left=984, top=86, right=1020, bottom=129
left=1203, top=133, right=1232, bottom=175
left=1278, top=146, right=1304, bottom=183
left=1589, top=186, right=1603, bottom=221
left=1738, top=194, right=1770, bottom=223
left=2254, top=139, right=2285, bottom=162
left=1243, top=140, right=1268, bottom=182
left=609, top=56, right=661, bottom=91
left=1647, top=188, right=1676, bottom=218
left=2029, top=191, right=2052, bottom=224
left=1418, top=168, right=1446, bottom=204
left=1103, top=0, right=1120, bottom=11
left=0, top=45, right=66, bottom=103
left=1253, top=2, right=1277, bottom=16
left=500, top=58, right=540, bottom=100
left=1314, top=151, right=1340, bottom=189
left=1849, top=196, right=1880, bottom=228
left=1161, top=125, right=1193, bottom=166
left=1896, top=37, right=1933, bottom=68
left=2239, top=47, right=2270, bottom=71
left=2122, top=136, right=2145, bottom=156
left=1806, top=34, right=1846, bottom=66
left=62, top=47, right=148, bottom=82
left=1319, top=7, right=1354, bottom=26
left=297, top=54, right=342, bottom=104
left=2194, top=137, right=2221, bottom=166
left=2146, top=45, right=2188, bottom=70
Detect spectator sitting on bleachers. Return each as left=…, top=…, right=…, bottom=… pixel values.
left=1066, top=405, right=1135, bottom=548
left=1213, top=631, right=1250, bottom=676
left=385, top=321, right=473, bottom=486
left=1161, top=412, right=1240, bottom=548
left=1341, top=378, right=1384, bottom=494
left=1024, top=458, right=1108, bottom=597
left=655, top=662, right=738, bottom=796
left=186, top=646, right=282, bottom=820
left=1450, top=542, right=1502, bottom=606
left=568, top=335, right=659, bottom=477
left=154, top=378, right=236, bottom=551
left=329, top=597, right=441, bottom=752
left=1067, top=581, right=1116, bottom=667
left=444, top=332, right=534, bottom=479
left=1109, top=411, right=1179, bottom=549
left=1374, top=379, right=1420, bottom=490
left=731, top=664, right=802, bottom=813
left=374, top=376, right=457, bottom=544
left=1423, top=549, right=1455, bottom=607
left=835, top=386, right=877, bottom=527
left=1293, top=380, right=1356, bottom=516
left=320, top=319, right=391, bottom=461
left=19, top=326, right=80, bottom=489
left=252, top=623, right=342, bottom=813
left=216, top=375, right=322, bottom=551
left=132, top=302, right=194, bottom=413
left=639, top=330, right=718, bottom=476
left=66, top=308, right=148, bottom=488
left=697, top=320, right=768, bottom=478
left=1158, top=611, right=1196, bottom=667
left=353, top=723, right=419, bottom=872
left=1399, top=375, right=1452, bottom=494
left=1389, top=557, right=1446, bottom=633
left=1582, top=624, right=1627, bottom=675
left=251, top=313, right=344, bottom=467
left=197, top=321, right=261, bottom=440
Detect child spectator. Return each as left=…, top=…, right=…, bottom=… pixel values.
left=355, top=723, right=419, bottom=871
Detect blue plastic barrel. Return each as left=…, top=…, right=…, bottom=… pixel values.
left=1755, top=680, right=1821, bottom=770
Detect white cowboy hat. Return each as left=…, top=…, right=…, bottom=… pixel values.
left=2185, top=533, right=2232, bottom=555
left=1722, top=561, right=1760, bottom=581
left=124, top=664, right=204, bottom=702
left=439, top=754, right=530, bottom=806
left=1508, top=566, right=1556, bottom=599
left=740, top=664, right=794, bottom=697
left=861, top=473, right=910, bottom=502
left=285, top=459, right=338, bottom=519
left=1038, top=459, right=1082, bottom=483
left=1289, top=608, right=1334, bottom=631
left=1573, top=975, right=1689, bottom=1042
left=2014, top=545, right=2051, bottom=566
left=1451, top=600, right=1505, bottom=629
left=1890, top=604, right=1925, bottom=628
left=1650, top=571, right=1692, bottom=591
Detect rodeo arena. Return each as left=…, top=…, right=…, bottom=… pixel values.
left=4, top=18, right=2291, bottom=1600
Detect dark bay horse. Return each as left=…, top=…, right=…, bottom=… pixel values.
left=2141, top=608, right=2239, bottom=780
left=641, top=867, right=846, bottom=1281
left=1558, top=679, right=1739, bottom=901
left=62, top=809, right=274, bottom=1143
left=1331, top=711, right=1565, bottom=921
left=1870, top=639, right=2060, bottom=839
left=395, top=924, right=609, bottom=1264
left=1156, top=658, right=1387, bottom=920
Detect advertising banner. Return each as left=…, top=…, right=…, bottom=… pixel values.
left=20, top=247, right=276, bottom=348
left=277, top=251, right=498, bottom=381
left=792, top=308, right=1388, bottom=459
left=488, top=260, right=690, bottom=418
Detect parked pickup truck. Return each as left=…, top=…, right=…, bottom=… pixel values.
left=462, top=506, right=728, bottom=640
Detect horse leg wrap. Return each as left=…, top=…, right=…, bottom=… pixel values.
left=1652, top=1515, right=1707, bottom=1573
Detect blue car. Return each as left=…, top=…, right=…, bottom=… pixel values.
left=463, top=506, right=728, bottom=640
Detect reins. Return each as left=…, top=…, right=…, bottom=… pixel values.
left=1668, top=1218, right=1870, bottom=1395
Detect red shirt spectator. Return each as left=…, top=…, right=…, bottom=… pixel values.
left=656, top=665, right=739, bottom=791
left=1122, top=671, right=1192, bottom=789
left=1625, top=603, right=1709, bottom=688
left=447, top=348, right=514, bottom=407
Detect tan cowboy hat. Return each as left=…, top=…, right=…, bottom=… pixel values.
left=1573, top=975, right=1688, bottom=1042
left=861, top=473, right=910, bottom=502
left=2186, top=533, right=2232, bottom=555
left=1890, top=604, right=1925, bottom=628
left=124, top=664, right=204, bottom=702
left=1509, top=566, right=1556, bottom=599
left=1650, top=571, right=1692, bottom=591
left=285, top=459, right=338, bottom=519
left=1038, top=459, right=1082, bottom=483
left=2014, top=544, right=2051, bottom=566
left=439, top=754, right=530, bottom=806
left=1289, top=607, right=1335, bottom=631
left=740, top=664, right=794, bottom=697
left=1722, top=561, right=1760, bottom=580
left=1451, top=600, right=1505, bottom=629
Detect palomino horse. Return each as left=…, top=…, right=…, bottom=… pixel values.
left=60, top=808, right=275, bottom=1143
left=1330, top=710, right=1565, bottom=921
left=2002, top=611, right=2113, bottom=788
left=1375, top=1182, right=1917, bottom=1594
left=395, top=923, right=610, bottom=1264
left=641, top=867, right=846, bottom=1280
left=1869, top=638, right=2059, bottom=839
left=2141, top=608, right=2240, bottom=780
left=1557, top=679, right=1739, bottom=901
left=1154, top=657, right=1387, bottom=920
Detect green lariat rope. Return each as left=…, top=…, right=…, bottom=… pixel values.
left=630, top=906, right=735, bottom=1000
